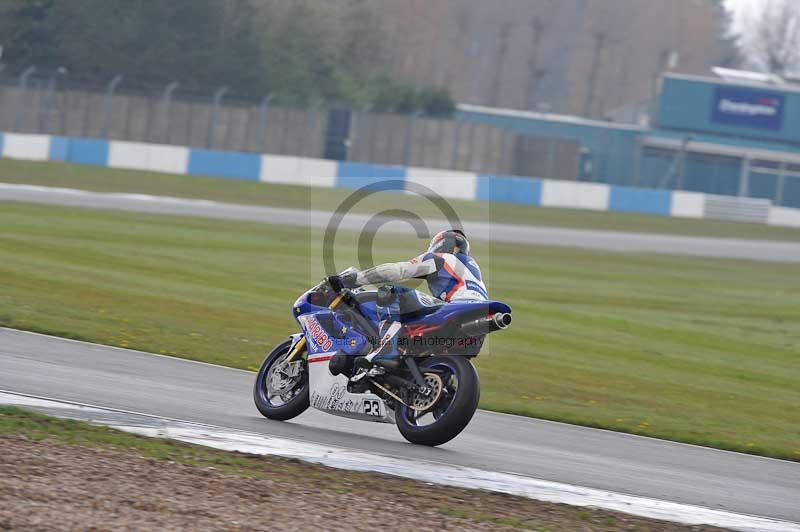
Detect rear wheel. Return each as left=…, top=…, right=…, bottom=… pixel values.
left=253, top=340, right=309, bottom=421
left=395, top=355, right=480, bottom=446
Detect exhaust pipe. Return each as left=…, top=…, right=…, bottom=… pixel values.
left=460, top=312, right=512, bottom=337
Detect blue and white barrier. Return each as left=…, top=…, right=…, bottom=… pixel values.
left=109, top=141, right=189, bottom=175
left=2, top=132, right=799, bottom=228
left=260, top=154, right=336, bottom=188
left=2, top=133, right=51, bottom=161
left=406, top=168, right=477, bottom=200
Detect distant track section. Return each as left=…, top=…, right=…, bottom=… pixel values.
left=2, top=183, right=800, bottom=262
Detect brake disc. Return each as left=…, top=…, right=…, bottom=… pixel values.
left=409, top=372, right=444, bottom=412
left=266, top=359, right=303, bottom=397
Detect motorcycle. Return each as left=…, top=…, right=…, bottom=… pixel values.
left=253, top=277, right=512, bottom=446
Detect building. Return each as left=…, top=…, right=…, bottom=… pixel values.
left=458, top=70, right=800, bottom=207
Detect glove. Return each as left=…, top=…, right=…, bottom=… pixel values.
left=327, top=270, right=357, bottom=292
left=326, top=275, right=344, bottom=292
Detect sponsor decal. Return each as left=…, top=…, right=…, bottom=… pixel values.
left=711, top=86, right=784, bottom=130
left=304, top=316, right=334, bottom=351
left=718, top=99, right=778, bottom=117
left=310, top=383, right=362, bottom=414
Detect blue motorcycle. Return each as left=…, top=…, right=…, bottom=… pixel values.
left=254, top=277, right=512, bottom=446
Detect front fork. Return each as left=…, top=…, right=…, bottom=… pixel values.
left=284, top=334, right=306, bottom=362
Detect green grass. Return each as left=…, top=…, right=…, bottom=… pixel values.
left=1, top=201, right=799, bottom=461
left=2, top=157, right=800, bottom=241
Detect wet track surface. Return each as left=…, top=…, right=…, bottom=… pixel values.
left=2, top=328, right=798, bottom=523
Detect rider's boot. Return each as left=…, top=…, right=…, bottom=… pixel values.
left=365, top=321, right=403, bottom=370
left=349, top=321, right=402, bottom=386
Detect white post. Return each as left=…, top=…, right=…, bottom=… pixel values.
left=738, top=156, right=751, bottom=197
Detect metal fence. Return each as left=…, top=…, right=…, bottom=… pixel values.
left=0, top=70, right=581, bottom=180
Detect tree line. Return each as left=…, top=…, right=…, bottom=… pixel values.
left=0, top=0, right=456, bottom=117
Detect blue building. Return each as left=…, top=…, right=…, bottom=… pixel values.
left=458, top=71, right=800, bottom=207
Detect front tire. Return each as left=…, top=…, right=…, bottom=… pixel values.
left=395, top=355, right=480, bottom=446
left=253, top=340, right=309, bottom=421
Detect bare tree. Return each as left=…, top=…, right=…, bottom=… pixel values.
left=740, top=0, right=800, bottom=76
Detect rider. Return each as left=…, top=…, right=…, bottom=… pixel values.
left=327, top=229, right=487, bottom=371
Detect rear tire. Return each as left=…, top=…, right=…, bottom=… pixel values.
left=253, top=340, right=309, bottom=421
left=395, top=355, right=480, bottom=446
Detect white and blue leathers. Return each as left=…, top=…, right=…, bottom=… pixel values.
left=351, top=251, right=487, bottom=303
left=345, top=250, right=487, bottom=364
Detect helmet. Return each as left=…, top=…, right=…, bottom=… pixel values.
left=427, top=229, right=470, bottom=256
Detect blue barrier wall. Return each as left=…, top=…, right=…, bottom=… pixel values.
left=476, top=175, right=542, bottom=205
left=4, top=131, right=800, bottom=226
left=188, top=149, right=261, bottom=180
left=49, top=137, right=69, bottom=161
left=68, top=138, right=109, bottom=166
left=45, top=137, right=109, bottom=165
left=609, top=186, right=672, bottom=216
left=336, top=162, right=406, bottom=190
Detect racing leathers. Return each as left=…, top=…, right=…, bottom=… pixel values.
left=339, top=251, right=487, bottom=369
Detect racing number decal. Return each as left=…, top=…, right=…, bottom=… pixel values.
left=363, top=399, right=381, bottom=417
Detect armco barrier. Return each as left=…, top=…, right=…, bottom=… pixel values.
left=3, top=131, right=800, bottom=229
left=703, top=194, right=771, bottom=224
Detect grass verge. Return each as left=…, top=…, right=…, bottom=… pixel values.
left=1, top=201, right=798, bottom=460
left=0, top=406, right=725, bottom=531
left=2, top=157, right=799, bottom=241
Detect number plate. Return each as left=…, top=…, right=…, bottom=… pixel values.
left=363, top=399, right=382, bottom=417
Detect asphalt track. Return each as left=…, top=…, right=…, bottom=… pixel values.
left=2, top=183, right=800, bottom=263
left=2, top=328, right=798, bottom=524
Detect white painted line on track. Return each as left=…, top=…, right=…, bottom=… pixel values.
left=2, top=390, right=797, bottom=532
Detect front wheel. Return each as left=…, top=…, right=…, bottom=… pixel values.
left=253, top=339, right=309, bottom=421
left=395, top=355, right=480, bottom=446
